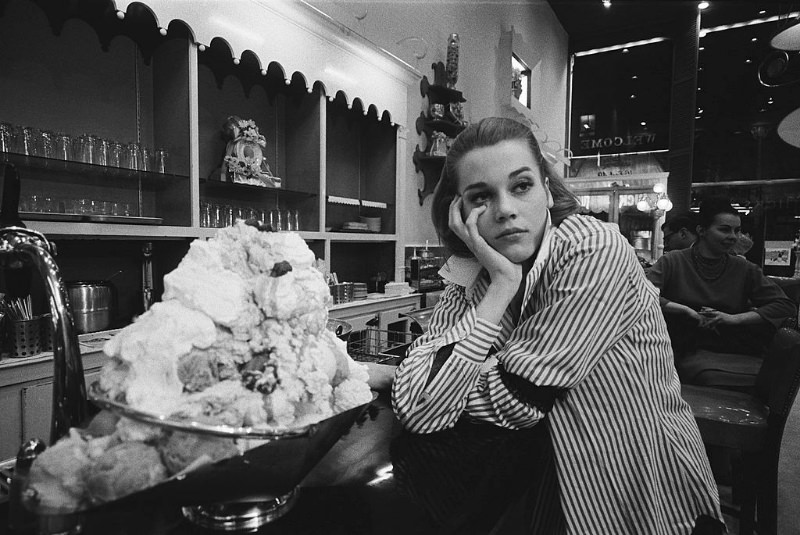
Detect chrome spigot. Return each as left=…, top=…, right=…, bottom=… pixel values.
left=0, top=226, right=87, bottom=444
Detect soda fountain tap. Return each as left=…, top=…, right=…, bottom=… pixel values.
left=0, top=164, right=86, bottom=445
left=142, top=241, right=154, bottom=311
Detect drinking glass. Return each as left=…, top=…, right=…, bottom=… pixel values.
left=77, top=134, right=98, bottom=164
left=155, top=148, right=169, bottom=173
left=95, top=138, right=109, bottom=166
left=200, top=202, right=210, bottom=228
left=40, top=130, right=55, bottom=158
left=140, top=147, right=153, bottom=172
left=54, top=133, right=72, bottom=161
left=283, top=210, right=294, bottom=231
left=270, top=210, right=283, bottom=231
left=20, top=126, right=40, bottom=156
left=0, top=122, right=15, bottom=153
left=125, top=142, right=141, bottom=170
left=223, top=205, right=234, bottom=227
left=107, top=141, right=122, bottom=167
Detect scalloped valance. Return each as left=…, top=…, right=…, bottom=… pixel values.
left=113, top=0, right=419, bottom=125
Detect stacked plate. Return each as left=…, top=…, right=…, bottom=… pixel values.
left=342, top=221, right=369, bottom=232
left=384, top=281, right=414, bottom=296
left=353, top=282, right=368, bottom=300
left=359, top=216, right=381, bottom=233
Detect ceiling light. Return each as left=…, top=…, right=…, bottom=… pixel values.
left=575, top=37, right=668, bottom=57
left=622, top=48, right=629, bottom=53
left=702, top=12, right=800, bottom=36
left=698, top=1, right=710, bottom=10
left=745, top=58, right=753, bottom=63
left=751, top=37, right=758, bottom=42
left=630, top=94, right=636, bottom=99
left=602, top=0, right=611, bottom=8
left=640, top=121, right=647, bottom=126
left=631, top=75, right=638, bottom=79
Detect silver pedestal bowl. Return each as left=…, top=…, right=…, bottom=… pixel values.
left=14, top=392, right=376, bottom=533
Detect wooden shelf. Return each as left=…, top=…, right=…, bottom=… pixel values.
left=2, top=152, right=188, bottom=189
left=412, top=151, right=445, bottom=206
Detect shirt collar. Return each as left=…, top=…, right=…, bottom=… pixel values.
left=439, top=212, right=555, bottom=302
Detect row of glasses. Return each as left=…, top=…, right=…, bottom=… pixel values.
left=201, top=202, right=267, bottom=229
left=19, top=194, right=137, bottom=217
left=0, top=123, right=168, bottom=172
left=200, top=202, right=302, bottom=231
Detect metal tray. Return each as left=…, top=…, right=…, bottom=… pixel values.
left=86, top=215, right=163, bottom=225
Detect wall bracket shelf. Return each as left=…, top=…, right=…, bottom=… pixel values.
left=412, top=63, right=467, bottom=206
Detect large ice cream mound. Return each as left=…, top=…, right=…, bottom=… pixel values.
left=25, top=219, right=374, bottom=514
left=97, top=221, right=372, bottom=427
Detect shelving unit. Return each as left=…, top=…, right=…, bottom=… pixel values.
left=412, top=62, right=467, bottom=206
left=0, top=0, right=413, bottom=314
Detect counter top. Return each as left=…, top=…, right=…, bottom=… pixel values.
left=2, top=391, right=552, bottom=535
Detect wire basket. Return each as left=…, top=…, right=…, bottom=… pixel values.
left=347, top=327, right=419, bottom=365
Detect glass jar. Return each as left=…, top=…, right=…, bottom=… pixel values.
left=445, top=33, right=459, bottom=89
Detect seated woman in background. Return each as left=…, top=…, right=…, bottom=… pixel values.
left=393, top=117, right=722, bottom=534
left=647, top=197, right=795, bottom=361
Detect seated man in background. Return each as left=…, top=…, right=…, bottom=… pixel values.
left=662, top=212, right=698, bottom=252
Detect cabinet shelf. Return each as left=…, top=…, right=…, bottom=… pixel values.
left=200, top=178, right=316, bottom=200
left=1, top=153, right=188, bottom=189
left=24, top=221, right=199, bottom=240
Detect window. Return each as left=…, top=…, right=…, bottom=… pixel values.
left=512, top=54, right=531, bottom=108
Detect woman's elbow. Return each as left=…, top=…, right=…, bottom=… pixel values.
left=391, top=402, right=457, bottom=434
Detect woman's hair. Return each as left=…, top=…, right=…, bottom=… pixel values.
left=430, top=117, right=580, bottom=257
left=697, top=196, right=740, bottom=229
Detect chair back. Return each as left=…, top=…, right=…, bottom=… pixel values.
left=754, top=328, right=800, bottom=411
left=752, top=327, right=800, bottom=533
left=769, top=276, right=800, bottom=330
left=777, top=390, right=800, bottom=534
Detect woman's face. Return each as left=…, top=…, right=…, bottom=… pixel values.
left=455, top=139, right=553, bottom=263
left=699, top=212, right=741, bottom=256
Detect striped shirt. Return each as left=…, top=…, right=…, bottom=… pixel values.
left=392, top=214, right=722, bottom=534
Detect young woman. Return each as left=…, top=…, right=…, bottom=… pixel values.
left=647, top=197, right=794, bottom=362
left=392, top=117, right=722, bottom=533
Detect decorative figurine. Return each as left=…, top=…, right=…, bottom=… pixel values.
left=221, top=116, right=281, bottom=188
left=512, top=68, right=523, bottom=100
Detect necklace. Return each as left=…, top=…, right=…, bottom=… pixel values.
left=691, top=246, right=729, bottom=282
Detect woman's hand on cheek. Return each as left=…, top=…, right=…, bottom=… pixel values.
left=449, top=196, right=521, bottom=292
